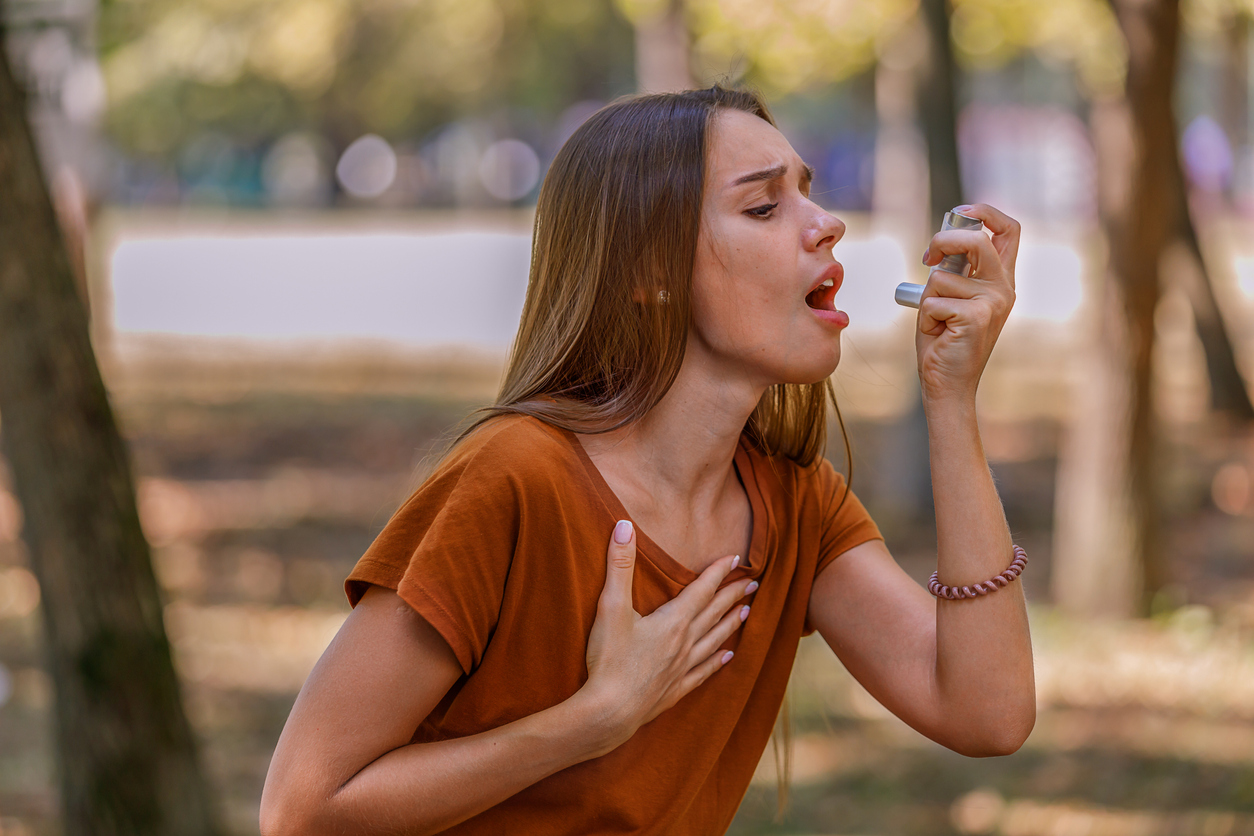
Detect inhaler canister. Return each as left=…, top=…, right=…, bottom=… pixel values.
left=894, top=210, right=983, bottom=309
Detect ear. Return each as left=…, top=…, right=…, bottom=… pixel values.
left=631, top=287, right=670, bottom=305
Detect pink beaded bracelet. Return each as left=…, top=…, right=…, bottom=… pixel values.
left=928, top=546, right=1028, bottom=600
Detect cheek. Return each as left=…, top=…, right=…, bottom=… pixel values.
left=693, top=241, right=760, bottom=341
left=691, top=223, right=797, bottom=351
left=690, top=275, right=739, bottom=346
left=704, top=237, right=777, bottom=310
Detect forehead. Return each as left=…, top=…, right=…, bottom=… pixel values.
left=705, top=108, right=799, bottom=187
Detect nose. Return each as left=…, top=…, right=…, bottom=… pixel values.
left=805, top=205, right=845, bottom=253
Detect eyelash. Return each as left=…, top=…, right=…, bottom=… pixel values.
left=747, top=202, right=779, bottom=218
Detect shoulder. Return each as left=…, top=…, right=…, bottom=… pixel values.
left=368, top=414, right=578, bottom=559
left=807, top=456, right=849, bottom=505
left=435, top=413, right=581, bottom=491
left=743, top=440, right=847, bottom=506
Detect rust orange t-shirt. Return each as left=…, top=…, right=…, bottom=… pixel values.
left=345, top=414, right=882, bottom=835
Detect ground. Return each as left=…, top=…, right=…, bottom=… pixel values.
left=1, top=360, right=1253, bottom=836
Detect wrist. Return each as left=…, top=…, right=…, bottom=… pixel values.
left=565, top=685, right=639, bottom=759
left=921, top=389, right=977, bottom=421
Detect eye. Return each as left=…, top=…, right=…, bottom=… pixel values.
left=746, top=202, right=778, bottom=218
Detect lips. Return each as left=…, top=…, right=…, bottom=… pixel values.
left=805, top=262, right=844, bottom=311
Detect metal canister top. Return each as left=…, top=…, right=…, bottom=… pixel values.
left=943, top=211, right=981, bottom=231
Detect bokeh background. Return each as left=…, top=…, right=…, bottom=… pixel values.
left=3, top=0, right=1254, bottom=833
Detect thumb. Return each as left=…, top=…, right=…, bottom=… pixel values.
left=601, top=519, right=637, bottom=611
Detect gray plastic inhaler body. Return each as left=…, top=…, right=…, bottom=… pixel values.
left=895, top=210, right=983, bottom=309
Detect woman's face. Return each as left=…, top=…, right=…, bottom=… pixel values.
left=689, top=108, right=848, bottom=388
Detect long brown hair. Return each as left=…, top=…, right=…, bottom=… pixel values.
left=458, top=84, right=850, bottom=474
left=453, top=84, right=853, bottom=816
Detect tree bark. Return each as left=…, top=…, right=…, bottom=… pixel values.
left=1051, top=219, right=1142, bottom=616
left=633, top=0, right=694, bottom=93
left=1172, top=188, right=1254, bottom=421
left=1176, top=13, right=1253, bottom=420
left=0, top=36, right=220, bottom=836
left=918, top=0, right=964, bottom=230
left=1054, top=0, right=1180, bottom=616
left=885, top=0, right=966, bottom=539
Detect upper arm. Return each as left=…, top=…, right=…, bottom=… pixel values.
left=261, top=585, right=463, bottom=832
left=806, top=538, right=943, bottom=735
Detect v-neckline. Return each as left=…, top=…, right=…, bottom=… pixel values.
left=561, top=427, right=768, bottom=585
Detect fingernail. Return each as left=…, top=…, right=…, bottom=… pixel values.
left=721, top=651, right=735, bottom=664
left=739, top=605, right=750, bottom=622
left=613, top=520, right=633, bottom=544
left=954, top=204, right=973, bottom=213
left=731, top=555, right=740, bottom=569
left=921, top=248, right=930, bottom=264
left=745, top=580, right=759, bottom=594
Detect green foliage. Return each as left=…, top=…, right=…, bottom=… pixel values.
left=96, top=0, right=1254, bottom=161
left=947, top=0, right=1126, bottom=98
left=683, top=0, right=917, bottom=94
left=98, top=0, right=635, bottom=159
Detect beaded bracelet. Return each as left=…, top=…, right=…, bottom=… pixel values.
left=928, top=546, right=1028, bottom=600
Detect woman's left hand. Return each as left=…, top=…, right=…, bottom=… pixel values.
left=916, top=204, right=1019, bottom=405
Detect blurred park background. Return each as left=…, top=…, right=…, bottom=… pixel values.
left=3, top=0, right=1254, bottom=833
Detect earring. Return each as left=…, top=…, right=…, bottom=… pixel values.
left=657, top=290, right=670, bottom=305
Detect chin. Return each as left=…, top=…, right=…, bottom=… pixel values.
left=781, top=352, right=841, bottom=387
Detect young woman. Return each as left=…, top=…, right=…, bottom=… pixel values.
left=260, top=86, right=1034, bottom=836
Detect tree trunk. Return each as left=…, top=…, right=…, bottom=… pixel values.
left=886, top=0, right=966, bottom=540
left=1051, top=218, right=1142, bottom=616
left=633, top=0, right=693, bottom=93
left=918, top=0, right=964, bottom=230
left=1176, top=13, right=1253, bottom=421
left=1172, top=187, right=1254, bottom=421
left=1053, top=0, right=1180, bottom=616
left=0, top=37, right=220, bottom=836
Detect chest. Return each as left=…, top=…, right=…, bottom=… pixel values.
left=604, top=474, right=753, bottom=575
left=621, top=486, right=747, bottom=579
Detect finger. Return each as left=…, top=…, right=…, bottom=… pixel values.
left=689, top=603, right=748, bottom=664
left=673, top=647, right=735, bottom=702
left=691, top=578, right=758, bottom=639
left=918, top=295, right=997, bottom=338
left=598, top=520, right=638, bottom=615
left=923, top=229, right=1002, bottom=283
left=952, top=203, right=1021, bottom=267
left=924, top=268, right=1013, bottom=306
left=665, top=554, right=741, bottom=619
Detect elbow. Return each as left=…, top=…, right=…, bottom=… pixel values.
left=259, top=798, right=300, bottom=836
left=260, top=781, right=327, bottom=836
left=944, top=700, right=1036, bottom=758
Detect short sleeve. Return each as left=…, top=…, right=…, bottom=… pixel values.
left=799, top=460, right=882, bottom=636
left=345, top=429, right=523, bottom=675
left=813, top=459, right=882, bottom=579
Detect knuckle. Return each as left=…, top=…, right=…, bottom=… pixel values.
left=609, top=551, right=635, bottom=570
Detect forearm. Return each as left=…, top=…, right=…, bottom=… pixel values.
left=304, top=691, right=624, bottom=836
left=925, top=395, right=1035, bottom=754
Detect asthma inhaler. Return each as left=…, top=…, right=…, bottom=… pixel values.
left=894, top=210, right=984, bottom=309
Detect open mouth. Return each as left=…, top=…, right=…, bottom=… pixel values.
left=806, top=282, right=837, bottom=311
left=805, top=264, right=843, bottom=311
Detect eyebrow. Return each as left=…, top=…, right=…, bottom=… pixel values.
left=731, top=162, right=815, bottom=188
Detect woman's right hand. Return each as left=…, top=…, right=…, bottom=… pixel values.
left=580, top=519, right=755, bottom=748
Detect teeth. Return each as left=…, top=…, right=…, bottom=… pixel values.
left=819, top=278, right=834, bottom=287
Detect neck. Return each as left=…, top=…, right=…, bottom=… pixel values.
left=577, top=345, right=764, bottom=503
